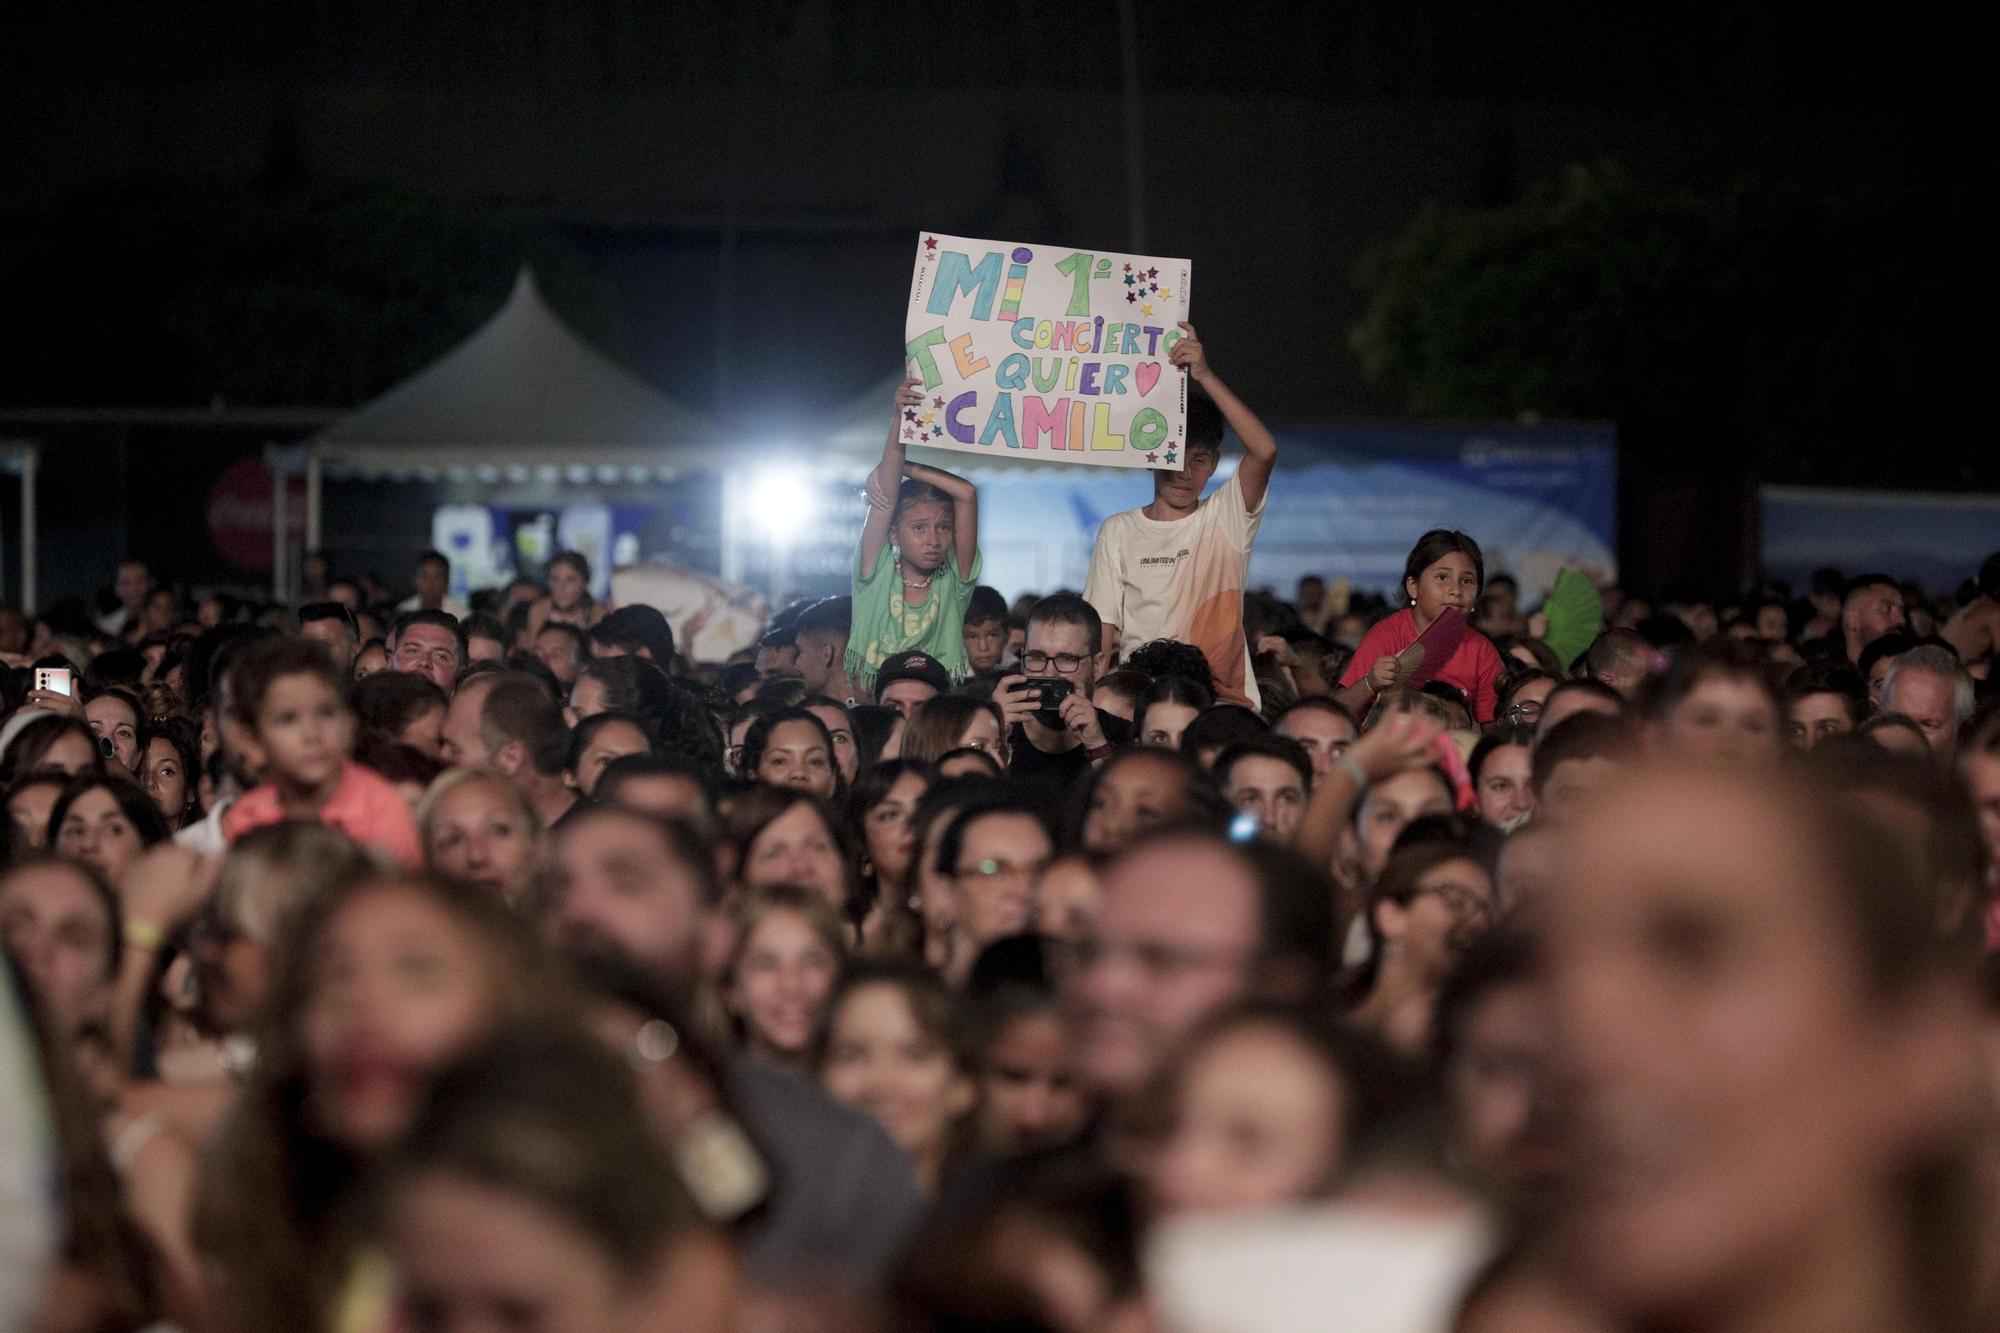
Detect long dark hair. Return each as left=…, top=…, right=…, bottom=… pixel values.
left=579, top=657, right=725, bottom=784
left=901, top=695, right=1003, bottom=767
left=1468, top=723, right=1535, bottom=786
left=842, top=759, right=935, bottom=932
left=549, top=550, right=593, bottom=592
left=849, top=704, right=904, bottom=770
left=1, top=714, right=104, bottom=786
left=724, top=785, right=858, bottom=919
left=48, top=771, right=171, bottom=850
left=4, top=967, right=162, bottom=1324
left=1402, top=529, right=1485, bottom=597
left=373, top=1030, right=703, bottom=1280
left=144, top=716, right=204, bottom=829
left=194, top=873, right=577, bottom=1333
left=741, top=706, right=845, bottom=802
left=1132, top=674, right=1214, bottom=743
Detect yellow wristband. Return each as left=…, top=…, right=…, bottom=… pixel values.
left=124, top=920, right=165, bottom=953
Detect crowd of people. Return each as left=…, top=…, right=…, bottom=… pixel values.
left=1, top=351, right=1999, bottom=1332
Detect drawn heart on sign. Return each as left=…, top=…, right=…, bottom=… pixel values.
left=1135, top=363, right=1162, bottom=396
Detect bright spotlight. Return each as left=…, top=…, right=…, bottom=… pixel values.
left=748, top=468, right=816, bottom=539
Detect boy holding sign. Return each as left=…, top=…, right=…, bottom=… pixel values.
left=1083, top=324, right=1278, bottom=708
left=848, top=376, right=984, bottom=694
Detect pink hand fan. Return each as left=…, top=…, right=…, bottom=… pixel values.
left=1393, top=606, right=1467, bottom=690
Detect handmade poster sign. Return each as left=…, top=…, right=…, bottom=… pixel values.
left=903, top=233, right=1192, bottom=469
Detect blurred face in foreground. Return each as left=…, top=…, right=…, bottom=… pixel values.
left=1081, top=752, right=1194, bottom=856
left=1447, top=979, right=1561, bottom=1203
left=391, top=1172, right=634, bottom=1333
left=300, top=882, right=499, bottom=1152
left=1353, top=768, right=1452, bottom=881
left=1543, top=766, right=1972, bottom=1323
left=730, top=907, right=838, bottom=1064
left=1061, top=838, right=1258, bottom=1099
left=976, top=1006, right=1085, bottom=1154
left=1150, top=1020, right=1343, bottom=1218
left=821, top=981, right=971, bottom=1182
left=0, top=861, right=113, bottom=1037
left=544, top=810, right=707, bottom=984
left=1652, top=673, right=1781, bottom=765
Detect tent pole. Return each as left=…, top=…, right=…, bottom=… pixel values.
left=306, top=447, right=322, bottom=553
left=20, top=447, right=37, bottom=616
left=720, top=471, right=743, bottom=587
left=269, top=444, right=287, bottom=602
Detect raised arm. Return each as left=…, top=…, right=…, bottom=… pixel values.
left=860, top=377, right=924, bottom=573
left=1171, top=322, right=1278, bottom=512
left=903, top=460, right=979, bottom=581
left=1294, top=714, right=1444, bottom=883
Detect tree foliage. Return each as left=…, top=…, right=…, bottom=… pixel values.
left=1350, top=164, right=1985, bottom=486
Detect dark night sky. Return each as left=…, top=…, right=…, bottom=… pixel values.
left=0, top=3, right=1978, bottom=428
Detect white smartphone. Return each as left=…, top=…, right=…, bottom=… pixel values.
left=33, top=667, right=72, bottom=697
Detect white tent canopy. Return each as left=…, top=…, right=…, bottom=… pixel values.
left=312, top=266, right=714, bottom=460
left=270, top=267, right=721, bottom=593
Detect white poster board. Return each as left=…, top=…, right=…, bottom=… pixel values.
left=903, top=233, right=1192, bottom=469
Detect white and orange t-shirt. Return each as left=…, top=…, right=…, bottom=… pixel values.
left=1084, top=470, right=1265, bottom=708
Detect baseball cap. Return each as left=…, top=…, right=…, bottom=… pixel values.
left=875, top=650, right=951, bottom=695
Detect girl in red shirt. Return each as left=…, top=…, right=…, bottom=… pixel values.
left=1338, top=530, right=1505, bottom=724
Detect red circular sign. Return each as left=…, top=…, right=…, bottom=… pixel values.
left=207, top=457, right=306, bottom=572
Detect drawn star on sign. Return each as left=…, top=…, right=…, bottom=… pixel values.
left=1126, top=292, right=1136, bottom=303
left=921, top=411, right=935, bottom=423
left=1123, top=262, right=1132, bottom=272
left=904, top=409, right=918, bottom=422
left=1124, top=273, right=1136, bottom=286
left=1147, top=266, right=1158, bottom=278
left=924, top=237, right=938, bottom=251
left=1160, top=287, right=1172, bottom=297
left=931, top=397, right=945, bottom=409
left=1146, top=453, right=1158, bottom=463
left=1141, top=303, right=1154, bottom=315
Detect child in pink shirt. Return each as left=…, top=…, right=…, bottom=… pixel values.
left=221, top=639, right=420, bottom=866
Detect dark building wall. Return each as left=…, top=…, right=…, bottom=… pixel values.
left=0, top=5, right=1972, bottom=596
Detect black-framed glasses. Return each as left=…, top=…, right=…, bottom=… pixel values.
left=1021, top=650, right=1087, bottom=674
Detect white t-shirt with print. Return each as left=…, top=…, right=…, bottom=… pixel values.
left=1083, top=469, right=1265, bottom=708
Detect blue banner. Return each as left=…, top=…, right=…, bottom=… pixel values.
left=1761, top=486, right=2000, bottom=592
left=967, top=422, right=1617, bottom=603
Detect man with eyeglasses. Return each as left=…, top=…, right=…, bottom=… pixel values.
left=997, top=594, right=1133, bottom=790
left=1059, top=828, right=1334, bottom=1104
left=934, top=798, right=1054, bottom=984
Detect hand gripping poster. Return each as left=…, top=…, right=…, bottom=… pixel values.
left=903, top=233, right=1192, bottom=469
